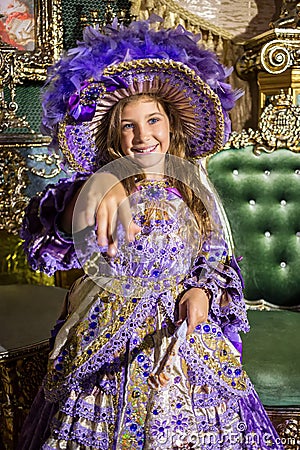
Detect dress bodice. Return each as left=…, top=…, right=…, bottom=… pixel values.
left=74, top=181, right=200, bottom=296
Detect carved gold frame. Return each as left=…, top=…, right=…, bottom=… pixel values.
left=0, top=0, right=63, bottom=81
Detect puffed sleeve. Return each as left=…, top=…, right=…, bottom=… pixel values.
left=20, top=173, right=89, bottom=276
left=183, top=236, right=250, bottom=335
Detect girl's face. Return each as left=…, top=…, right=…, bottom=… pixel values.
left=120, top=97, right=170, bottom=177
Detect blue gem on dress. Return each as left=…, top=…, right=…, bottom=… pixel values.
left=152, top=269, right=161, bottom=277
left=203, top=325, right=210, bottom=332
left=137, top=354, right=145, bottom=363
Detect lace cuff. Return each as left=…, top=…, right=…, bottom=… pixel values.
left=183, top=239, right=249, bottom=334
left=20, top=173, right=89, bottom=276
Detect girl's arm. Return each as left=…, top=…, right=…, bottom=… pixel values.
left=69, top=172, right=140, bottom=256
left=182, top=238, right=250, bottom=336
left=177, top=287, right=210, bottom=335
left=21, top=172, right=140, bottom=274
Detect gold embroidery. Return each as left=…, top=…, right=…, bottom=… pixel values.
left=188, top=330, right=248, bottom=391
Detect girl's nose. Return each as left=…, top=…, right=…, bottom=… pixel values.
left=134, top=124, right=150, bottom=142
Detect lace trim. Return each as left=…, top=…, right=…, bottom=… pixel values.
left=48, top=416, right=110, bottom=449
left=60, top=396, right=115, bottom=422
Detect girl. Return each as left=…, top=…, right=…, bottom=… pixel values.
left=19, top=19, right=283, bottom=449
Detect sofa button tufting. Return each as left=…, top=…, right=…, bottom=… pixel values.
left=232, top=169, right=239, bottom=176
left=280, top=200, right=287, bottom=206
left=249, top=199, right=256, bottom=205
left=280, top=262, right=287, bottom=268
left=264, top=231, right=271, bottom=238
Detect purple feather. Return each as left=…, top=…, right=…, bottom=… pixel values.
left=41, top=18, right=240, bottom=137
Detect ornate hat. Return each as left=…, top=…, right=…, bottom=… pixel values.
left=42, top=18, right=240, bottom=173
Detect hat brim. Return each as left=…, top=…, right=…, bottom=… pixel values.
left=59, top=59, right=225, bottom=173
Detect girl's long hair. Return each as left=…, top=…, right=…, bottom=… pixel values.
left=93, top=94, right=215, bottom=242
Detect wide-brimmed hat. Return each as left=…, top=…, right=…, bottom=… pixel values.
left=42, top=18, right=240, bottom=173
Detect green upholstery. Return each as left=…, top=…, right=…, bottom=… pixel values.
left=242, top=310, right=300, bottom=407
left=207, top=146, right=300, bottom=307
left=207, top=145, right=300, bottom=407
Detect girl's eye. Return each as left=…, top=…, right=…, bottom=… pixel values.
left=149, top=117, right=159, bottom=125
left=122, top=123, right=134, bottom=130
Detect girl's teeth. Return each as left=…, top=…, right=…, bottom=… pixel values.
left=135, top=146, right=156, bottom=153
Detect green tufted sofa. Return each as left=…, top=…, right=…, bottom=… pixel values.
left=207, top=145, right=300, bottom=445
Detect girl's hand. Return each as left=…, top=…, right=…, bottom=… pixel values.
left=177, top=288, right=209, bottom=335
left=62, top=172, right=141, bottom=257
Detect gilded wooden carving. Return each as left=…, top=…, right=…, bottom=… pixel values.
left=0, top=0, right=63, bottom=82
left=226, top=91, right=300, bottom=153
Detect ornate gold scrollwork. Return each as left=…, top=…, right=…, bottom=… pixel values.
left=261, top=37, right=300, bottom=74
left=0, top=342, right=49, bottom=449
left=80, top=4, right=133, bottom=30
left=226, top=91, right=300, bottom=153
left=0, top=42, right=33, bottom=133
left=15, top=0, right=63, bottom=82
left=236, top=29, right=300, bottom=78
left=27, top=153, right=63, bottom=179
left=270, top=0, right=300, bottom=29
left=0, top=147, right=29, bottom=235
left=277, top=418, right=300, bottom=449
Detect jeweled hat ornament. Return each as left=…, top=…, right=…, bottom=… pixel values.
left=42, top=16, right=241, bottom=173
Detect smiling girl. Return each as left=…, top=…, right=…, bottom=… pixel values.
left=19, top=20, right=283, bottom=450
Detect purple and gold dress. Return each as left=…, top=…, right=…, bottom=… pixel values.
left=20, top=178, right=283, bottom=450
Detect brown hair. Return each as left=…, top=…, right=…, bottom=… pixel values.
left=94, top=94, right=213, bottom=242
